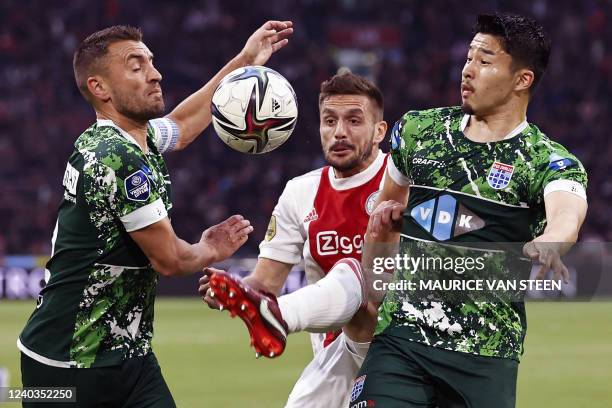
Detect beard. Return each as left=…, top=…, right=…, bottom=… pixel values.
left=461, top=101, right=475, bottom=115
left=113, top=90, right=165, bottom=122
left=324, top=139, right=374, bottom=172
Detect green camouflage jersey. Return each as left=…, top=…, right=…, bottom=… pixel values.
left=377, top=106, right=587, bottom=360
left=19, top=118, right=179, bottom=368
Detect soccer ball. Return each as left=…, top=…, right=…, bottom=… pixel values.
left=211, top=66, right=298, bottom=154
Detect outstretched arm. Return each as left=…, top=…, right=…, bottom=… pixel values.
left=523, top=191, right=587, bottom=282
left=130, top=215, right=253, bottom=277
left=166, top=20, right=293, bottom=151
left=343, top=174, right=410, bottom=342
left=360, top=173, right=410, bottom=303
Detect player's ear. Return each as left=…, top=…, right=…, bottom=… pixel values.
left=373, top=120, right=387, bottom=144
left=87, top=75, right=111, bottom=103
left=514, top=68, right=534, bottom=93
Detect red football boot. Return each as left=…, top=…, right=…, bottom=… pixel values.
left=209, top=272, right=288, bottom=358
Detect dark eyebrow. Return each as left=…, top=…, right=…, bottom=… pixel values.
left=321, top=108, right=338, bottom=116
left=345, top=108, right=365, bottom=116
left=321, top=107, right=365, bottom=117
left=469, top=45, right=496, bottom=56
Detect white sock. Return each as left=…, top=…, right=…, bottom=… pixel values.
left=278, top=258, right=365, bottom=333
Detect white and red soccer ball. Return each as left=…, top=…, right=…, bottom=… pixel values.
left=211, top=66, right=298, bottom=154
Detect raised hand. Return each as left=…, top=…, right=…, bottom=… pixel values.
left=367, top=200, right=405, bottom=241
left=200, top=214, right=253, bottom=264
left=240, top=20, right=294, bottom=66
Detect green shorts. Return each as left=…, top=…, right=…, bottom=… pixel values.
left=349, top=333, right=518, bottom=408
left=21, top=352, right=175, bottom=408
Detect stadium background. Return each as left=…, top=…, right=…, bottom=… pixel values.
left=0, top=0, right=611, bottom=406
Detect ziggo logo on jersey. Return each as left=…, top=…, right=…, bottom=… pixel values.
left=316, top=231, right=363, bottom=256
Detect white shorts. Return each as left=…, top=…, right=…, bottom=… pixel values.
left=285, top=333, right=370, bottom=408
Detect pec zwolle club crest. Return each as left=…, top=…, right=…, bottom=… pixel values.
left=350, top=375, right=366, bottom=402
left=487, top=161, right=514, bottom=190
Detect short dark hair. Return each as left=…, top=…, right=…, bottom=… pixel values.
left=319, top=72, right=384, bottom=119
left=73, top=25, right=142, bottom=101
left=474, top=13, right=551, bottom=92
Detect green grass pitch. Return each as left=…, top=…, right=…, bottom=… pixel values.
left=1, top=299, right=611, bottom=407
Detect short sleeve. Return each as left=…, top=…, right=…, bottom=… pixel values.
left=531, top=141, right=588, bottom=202
left=99, top=143, right=167, bottom=232
left=149, top=117, right=180, bottom=153
left=388, top=112, right=419, bottom=187
left=259, top=180, right=305, bottom=265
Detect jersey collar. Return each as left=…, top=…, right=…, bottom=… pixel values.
left=328, top=150, right=385, bottom=191
left=460, top=114, right=528, bottom=141
left=96, top=119, right=148, bottom=153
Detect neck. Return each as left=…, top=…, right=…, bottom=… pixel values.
left=465, top=100, right=528, bottom=143
left=96, top=108, right=149, bottom=150
left=332, top=150, right=378, bottom=179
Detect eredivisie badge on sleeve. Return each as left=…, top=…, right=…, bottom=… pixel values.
left=390, top=118, right=406, bottom=150
left=125, top=169, right=150, bottom=201
left=487, top=161, right=514, bottom=190
left=548, top=152, right=577, bottom=171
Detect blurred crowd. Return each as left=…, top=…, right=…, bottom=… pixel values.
left=0, top=0, right=610, bottom=256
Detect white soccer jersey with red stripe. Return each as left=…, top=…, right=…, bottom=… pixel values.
left=259, top=150, right=388, bottom=353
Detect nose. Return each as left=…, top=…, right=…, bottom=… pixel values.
left=149, top=65, right=162, bottom=83
left=333, top=119, right=347, bottom=140
left=462, top=60, right=474, bottom=82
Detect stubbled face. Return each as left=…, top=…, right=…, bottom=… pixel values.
left=461, top=33, right=517, bottom=115
left=103, top=40, right=165, bottom=121
left=319, top=94, right=383, bottom=176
